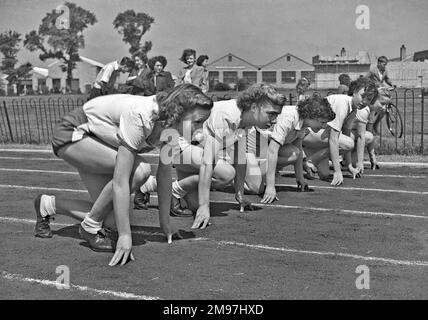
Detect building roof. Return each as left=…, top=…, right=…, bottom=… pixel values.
left=32, top=67, right=48, bottom=77
left=413, top=49, right=428, bottom=62
left=48, top=55, right=104, bottom=68
left=208, top=53, right=260, bottom=69
left=261, top=53, right=312, bottom=69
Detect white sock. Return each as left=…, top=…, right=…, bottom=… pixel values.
left=140, top=175, right=157, bottom=193
left=40, top=195, right=56, bottom=217
left=171, top=180, right=187, bottom=199
left=81, top=215, right=103, bottom=235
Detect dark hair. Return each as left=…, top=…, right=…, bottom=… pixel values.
left=180, top=49, right=196, bottom=63
left=296, top=78, right=310, bottom=93
left=119, top=56, right=134, bottom=69
left=338, top=74, right=351, bottom=86
left=237, top=83, right=286, bottom=112
left=297, top=96, right=335, bottom=121
left=155, top=84, right=213, bottom=127
left=148, top=56, right=168, bottom=70
left=378, top=56, right=388, bottom=63
left=196, top=55, right=209, bottom=66
left=132, top=53, right=148, bottom=64
left=348, top=77, right=379, bottom=104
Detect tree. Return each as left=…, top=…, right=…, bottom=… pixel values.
left=24, top=2, right=97, bottom=89
left=113, top=10, right=155, bottom=58
left=0, top=30, right=32, bottom=93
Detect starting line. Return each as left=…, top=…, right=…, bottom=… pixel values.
left=2, top=216, right=428, bottom=268
left=0, top=184, right=426, bottom=220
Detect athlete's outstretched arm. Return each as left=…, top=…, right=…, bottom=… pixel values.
left=109, top=145, right=136, bottom=266
left=192, top=135, right=219, bottom=229
left=261, top=140, right=280, bottom=204
left=157, top=142, right=174, bottom=243
left=329, top=128, right=343, bottom=186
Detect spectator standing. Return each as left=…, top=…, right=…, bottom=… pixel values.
left=177, top=49, right=204, bottom=88
left=88, top=57, right=133, bottom=100
left=142, top=56, right=175, bottom=96
left=196, top=55, right=209, bottom=93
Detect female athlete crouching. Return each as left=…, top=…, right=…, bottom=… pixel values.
left=34, top=84, right=213, bottom=266
left=246, top=96, right=335, bottom=204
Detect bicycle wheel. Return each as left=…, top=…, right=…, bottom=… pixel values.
left=385, top=103, right=403, bottom=138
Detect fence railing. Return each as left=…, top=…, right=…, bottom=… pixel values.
left=0, top=91, right=426, bottom=154
left=0, top=96, right=86, bottom=144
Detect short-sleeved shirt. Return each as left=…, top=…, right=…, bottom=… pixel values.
left=351, top=106, right=371, bottom=129
left=366, top=65, right=390, bottom=86
left=83, top=94, right=159, bottom=152
left=326, top=94, right=353, bottom=132
left=270, top=105, right=305, bottom=146
left=202, top=99, right=244, bottom=149
left=94, top=60, right=120, bottom=89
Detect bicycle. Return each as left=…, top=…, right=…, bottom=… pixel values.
left=372, top=87, right=404, bottom=138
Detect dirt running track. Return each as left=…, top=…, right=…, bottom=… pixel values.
left=0, top=149, right=428, bottom=300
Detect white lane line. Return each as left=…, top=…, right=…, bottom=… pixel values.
left=216, top=240, right=428, bottom=267
left=275, top=184, right=428, bottom=195
left=0, top=149, right=159, bottom=157
left=0, top=156, right=62, bottom=161
left=278, top=170, right=427, bottom=179
left=1, top=270, right=160, bottom=300
left=0, top=149, right=52, bottom=153
left=0, top=168, right=77, bottom=175
left=2, top=217, right=427, bottom=268
left=208, top=200, right=428, bottom=220
left=0, top=184, right=86, bottom=193
left=0, top=184, right=426, bottom=220
left=1, top=149, right=427, bottom=167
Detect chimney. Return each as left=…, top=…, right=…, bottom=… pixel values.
left=400, top=45, right=406, bottom=61
left=340, top=47, right=346, bottom=57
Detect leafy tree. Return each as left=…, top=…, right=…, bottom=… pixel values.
left=113, top=10, right=155, bottom=58
left=24, top=2, right=97, bottom=88
left=0, top=30, right=32, bottom=92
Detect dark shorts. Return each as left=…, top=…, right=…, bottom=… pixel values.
left=51, top=107, right=89, bottom=156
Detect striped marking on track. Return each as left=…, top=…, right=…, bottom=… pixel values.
left=2, top=217, right=428, bottom=268
left=1, top=270, right=160, bottom=300
left=0, top=156, right=62, bottom=161
left=278, top=170, right=427, bottom=179
left=0, top=149, right=427, bottom=167
left=0, top=168, right=426, bottom=194
left=0, top=184, right=426, bottom=220
left=0, top=168, right=78, bottom=175
left=275, top=183, right=428, bottom=195
left=0, top=166, right=424, bottom=180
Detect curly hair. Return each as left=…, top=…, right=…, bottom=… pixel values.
left=196, top=55, right=209, bottom=66
left=236, top=83, right=286, bottom=112
left=297, top=95, right=335, bottom=121
left=348, top=77, right=379, bottom=104
left=338, top=73, right=351, bottom=86
left=148, top=56, right=168, bottom=70
left=179, top=49, right=196, bottom=64
left=296, top=77, right=310, bottom=93
left=154, top=84, right=213, bottom=127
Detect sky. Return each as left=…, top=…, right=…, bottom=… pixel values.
left=1, top=0, right=428, bottom=75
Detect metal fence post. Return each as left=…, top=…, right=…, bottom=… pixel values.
left=2, top=101, right=14, bottom=142
left=421, top=88, right=425, bottom=155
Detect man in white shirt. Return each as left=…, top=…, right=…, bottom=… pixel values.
left=88, top=57, right=134, bottom=100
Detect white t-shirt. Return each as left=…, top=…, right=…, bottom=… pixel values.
left=202, top=99, right=244, bottom=149
left=270, top=105, right=305, bottom=146
left=352, top=106, right=371, bottom=129
left=83, top=94, right=159, bottom=152
left=326, top=94, right=353, bottom=132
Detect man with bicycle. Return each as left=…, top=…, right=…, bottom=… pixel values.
left=365, top=56, right=395, bottom=169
